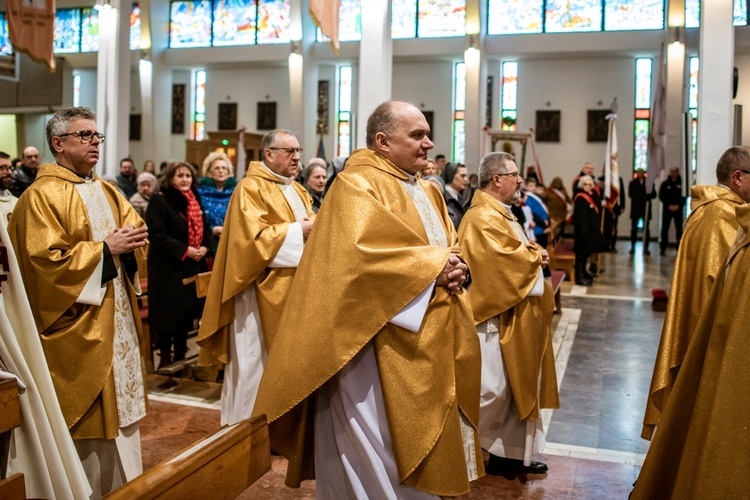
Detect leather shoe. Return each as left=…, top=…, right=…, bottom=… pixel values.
left=575, top=278, right=593, bottom=286
left=486, top=454, right=549, bottom=476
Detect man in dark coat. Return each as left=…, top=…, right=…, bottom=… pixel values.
left=628, top=169, right=657, bottom=255
left=658, top=166, right=686, bottom=255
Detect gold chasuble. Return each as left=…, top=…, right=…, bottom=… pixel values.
left=632, top=203, right=750, bottom=499
left=458, top=189, right=559, bottom=420
left=253, top=149, right=483, bottom=496
left=196, top=161, right=313, bottom=366
left=8, top=163, right=146, bottom=440
left=642, top=184, right=743, bottom=440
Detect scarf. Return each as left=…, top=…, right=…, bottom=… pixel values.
left=182, top=189, right=204, bottom=248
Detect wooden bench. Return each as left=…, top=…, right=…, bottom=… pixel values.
left=548, top=221, right=575, bottom=280
left=550, top=270, right=566, bottom=314
left=105, top=414, right=271, bottom=500
left=0, top=378, right=25, bottom=500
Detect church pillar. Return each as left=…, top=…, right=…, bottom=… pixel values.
left=463, top=0, right=485, bottom=171
left=665, top=0, right=685, bottom=182
left=289, top=0, right=319, bottom=158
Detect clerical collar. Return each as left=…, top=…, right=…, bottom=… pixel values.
left=400, top=170, right=418, bottom=184
left=55, top=161, right=94, bottom=181
left=261, top=162, right=293, bottom=185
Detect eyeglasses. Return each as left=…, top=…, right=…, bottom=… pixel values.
left=495, top=172, right=521, bottom=179
left=58, top=130, right=106, bottom=144
left=268, top=147, right=303, bottom=157
left=0, top=165, right=11, bottom=172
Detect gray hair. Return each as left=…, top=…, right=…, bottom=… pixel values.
left=201, top=151, right=234, bottom=177
left=46, top=107, right=96, bottom=155
left=366, top=101, right=400, bottom=149
left=577, top=175, right=594, bottom=189
left=478, top=152, right=516, bottom=188
left=716, top=145, right=750, bottom=183
left=261, top=129, right=296, bottom=153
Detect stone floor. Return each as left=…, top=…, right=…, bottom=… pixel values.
left=138, top=239, right=674, bottom=498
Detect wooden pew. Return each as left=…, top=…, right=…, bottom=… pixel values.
left=105, top=414, right=271, bottom=500
left=547, top=221, right=575, bottom=280
left=0, top=378, right=25, bottom=500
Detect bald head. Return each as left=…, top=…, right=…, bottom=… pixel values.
left=23, top=146, right=40, bottom=171
left=366, top=101, right=434, bottom=175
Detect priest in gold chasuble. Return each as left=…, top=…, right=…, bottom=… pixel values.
left=253, top=101, right=483, bottom=498
left=196, top=129, right=313, bottom=426
left=632, top=202, right=750, bottom=499
left=458, top=152, right=558, bottom=476
left=642, top=146, right=750, bottom=441
left=8, top=107, right=148, bottom=497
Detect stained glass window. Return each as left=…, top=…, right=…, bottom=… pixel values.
left=54, top=9, right=82, bottom=53
left=633, top=57, right=652, bottom=172
left=635, top=57, right=652, bottom=109
left=488, top=0, right=543, bottom=35
left=454, top=62, right=466, bottom=163
left=337, top=66, right=352, bottom=158
left=501, top=61, right=518, bottom=131
left=0, top=13, right=11, bottom=56
left=689, top=57, right=699, bottom=175
left=735, top=0, right=748, bottom=26
left=256, top=0, right=291, bottom=44
left=545, top=0, right=601, bottom=33
left=169, top=1, right=212, bottom=48
left=604, top=0, right=663, bottom=31
left=685, top=0, right=748, bottom=27
left=418, top=0, right=466, bottom=38
left=392, top=0, right=417, bottom=39
left=73, top=73, right=81, bottom=107
left=194, top=70, right=207, bottom=140
left=81, top=8, right=100, bottom=53
left=130, top=3, right=142, bottom=50
left=316, top=0, right=361, bottom=42
left=213, top=0, right=257, bottom=46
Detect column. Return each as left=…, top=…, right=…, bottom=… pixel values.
left=665, top=0, right=685, bottom=180
left=463, top=0, right=485, bottom=171
left=289, top=0, right=319, bottom=155
left=696, top=0, right=734, bottom=184
left=356, top=0, right=392, bottom=149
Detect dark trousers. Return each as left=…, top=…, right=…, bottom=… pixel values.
left=660, top=208, right=684, bottom=251
left=157, top=314, right=194, bottom=362
left=630, top=217, right=651, bottom=249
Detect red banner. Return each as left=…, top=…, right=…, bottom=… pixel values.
left=7, top=0, right=56, bottom=72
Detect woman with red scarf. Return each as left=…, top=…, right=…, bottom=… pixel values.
left=573, top=175, right=604, bottom=286
left=146, top=161, right=211, bottom=368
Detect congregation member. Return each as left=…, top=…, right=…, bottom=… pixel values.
left=128, top=171, right=157, bottom=218
left=0, top=151, right=18, bottom=221
left=441, top=161, right=469, bottom=229
left=9, top=146, right=41, bottom=197
left=116, top=157, right=139, bottom=199
left=628, top=168, right=657, bottom=255
left=524, top=177, right=551, bottom=247
left=253, top=101, right=483, bottom=497
left=303, top=158, right=327, bottom=213
left=545, top=176, right=573, bottom=225
left=571, top=161, right=595, bottom=196
left=197, top=152, right=237, bottom=253
left=658, top=166, right=686, bottom=255
left=420, top=157, right=437, bottom=177
left=632, top=202, right=750, bottom=499
left=8, top=107, right=148, bottom=497
left=197, top=129, right=314, bottom=426
left=572, top=175, right=604, bottom=286
left=434, top=153, right=447, bottom=174
left=458, top=151, right=558, bottom=476
left=642, top=145, right=750, bottom=440
left=146, top=161, right=211, bottom=369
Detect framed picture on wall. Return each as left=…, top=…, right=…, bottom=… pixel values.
left=535, top=110, right=561, bottom=142
left=171, top=84, right=186, bottom=135
left=587, top=109, right=610, bottom=142
left=129, top=114, right=141, bottom=141
left=257, top=102, right=276, bottom=130
left=218, top=102, right=237, bottom=130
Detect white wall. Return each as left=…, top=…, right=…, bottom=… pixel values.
left=733, top=53, right=750, bottom=146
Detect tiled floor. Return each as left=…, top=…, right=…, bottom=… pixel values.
left=139, top=239, right=675, bottom=498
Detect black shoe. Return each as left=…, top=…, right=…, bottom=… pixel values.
left=583, top=271, right=594, bottom=280
left=659, top=249, right=666, bottom=256
left=575, top=278, right=593, bottom=286
left=611, top=246, right=618, bottom=253
left=589, top=264, right=598, bottom=275
left=486, top=454, right=549, bottom=476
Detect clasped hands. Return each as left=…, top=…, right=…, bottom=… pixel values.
left=104, top=225, right=148, bottom=256
left=436, top=254, right=468, bottom=294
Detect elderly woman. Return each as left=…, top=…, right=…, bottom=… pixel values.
left=129, top=171, right=157, bottom=218
left=197, top=152, right=237, bottom=253
left=146, top=161, right=211, bottom=368
left=572, top=175, right=604, bottom=286
left=440, top=162, right=469, bottom=229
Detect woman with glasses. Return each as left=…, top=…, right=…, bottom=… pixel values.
left=197, top=152, right=237, bottom=254
left=146, top=161, right=211, bottom=369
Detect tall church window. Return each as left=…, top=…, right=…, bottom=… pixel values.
left=194, top=70, right=207, bottom=140
left=688, top=57, right=699, bottom=176
left=51, top=4, right=143, bottom=54
left=500, top=61, right=518, bottom=131
left=454, top=61, right=466, bottom=163
left=337, top=66, right=353, bottom=158
left=633, top=57, right=652, bottom=172
left=685, top=0, right=748, bottom=27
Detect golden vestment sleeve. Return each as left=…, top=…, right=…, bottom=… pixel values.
left=642, top=185, right=743, bottom=440
left=633, top=203, right=750, bottom=499
left=8, top=164, right=146, bottom=438
left=458, top=189, right=559, bottom=419
left=253, top=149, right=483, bottom=496
left=197, top=162, right=313, bottom=367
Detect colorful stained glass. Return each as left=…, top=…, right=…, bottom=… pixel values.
left=501, top=111, right=517, bottom=132
left=54, top=9, right=82, bottom=53
left=169, top=1, right=212, bottom=48
left=545, top=0, right=601, bottom=33
left=257, top=0, right=291, bottom=44
left=454, top=62, right=466, bottom=163
left=213, top=0, right=257, bottom=46
left=0, top=13, right=11, bottom=56
left=685, top=0, right=699, bottom=28
left=81, top=8, right=100, bottom=53
left=338, top=66, right=352, bottom=157
left=195, top=70, right=207, bottom=140
left=501, top=61, right=518, bottom=111
left=130, top=3, right=142, bottom=50
left=453, top=119, right=465, bottom=163
left=690, top=111, right=698, bottom=175
left=635, top=57, right=652, bottom=109
left=688, top=56, right=699, bottom=110
left=338, top=0, right=361, bottom=41
left=735, top=0, right=747, bottom=26
left=455, top=62, right=466, bottom=111
left=418, top=0, right=466, bottom=38
left=604, top=0, right=663, bottom=31
left=392, top=0, right=417, bottom=39
left=633, top=119, right=650, bottom=171
left=488, top=0, right=543, bottom=35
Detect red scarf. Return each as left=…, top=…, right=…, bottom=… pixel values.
left=574, top=192, right=599, bottom=214
left=182, top=189, right=204, bottom=248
